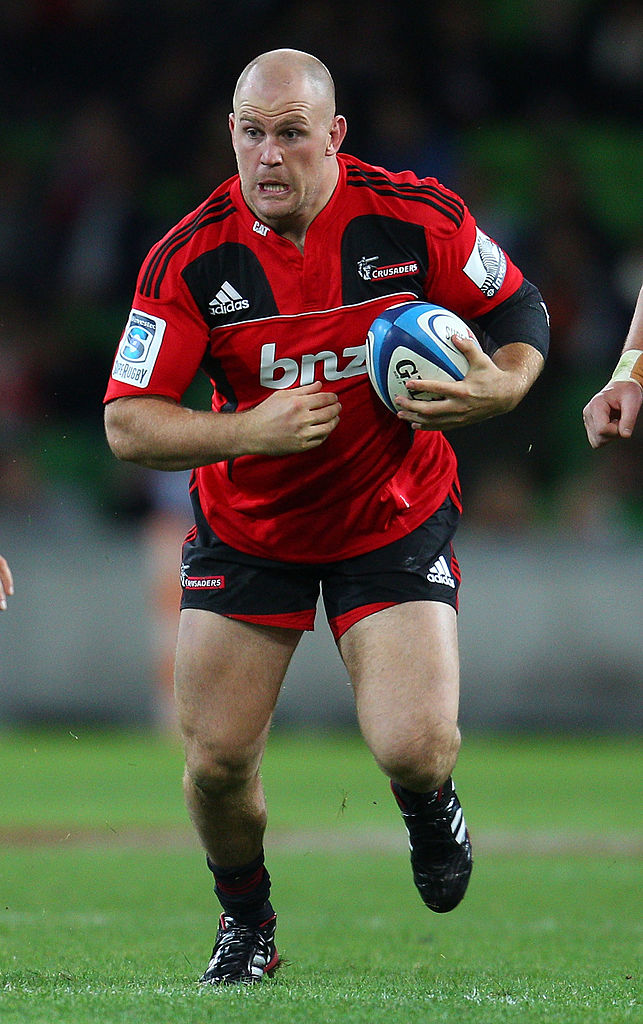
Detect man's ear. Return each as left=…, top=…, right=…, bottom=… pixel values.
left=326, top=115, right=347, bottom=156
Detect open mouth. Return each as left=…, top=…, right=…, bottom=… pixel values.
left=258, top=182, right=290, bottom=194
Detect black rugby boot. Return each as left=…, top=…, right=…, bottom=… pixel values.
left=392, top=776, right=473, bottom=913
left=199, top=913, right=279, bottom=985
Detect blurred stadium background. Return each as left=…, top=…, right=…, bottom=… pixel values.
left=0, top=0, right=641, bottom=732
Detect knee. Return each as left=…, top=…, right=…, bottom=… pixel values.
left=372, top=720, right=461, bottom=792
left=184, top=741, right=260, bottom=800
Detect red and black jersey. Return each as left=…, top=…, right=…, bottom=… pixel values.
left=104, top=153, right=524, bottom=562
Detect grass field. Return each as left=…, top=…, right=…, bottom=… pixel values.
left=0, top=728, right=640, bottom=1023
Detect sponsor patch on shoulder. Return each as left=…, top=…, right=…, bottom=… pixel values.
left=111, top=309, right=166, bottom=388
left=463, top=228, right=507, bottom=298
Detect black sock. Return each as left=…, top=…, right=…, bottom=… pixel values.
left=391, top=779, right=447, bottom=812
left=207, top=851, right=274, bottom=927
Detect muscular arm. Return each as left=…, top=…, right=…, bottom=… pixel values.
left=104, top=385, right=342, bottom=470
left=394, top=339, right=544, bottom=431
left=490, top=341, right=546, bottom=411
left=395, top=279, right=548, bottom=431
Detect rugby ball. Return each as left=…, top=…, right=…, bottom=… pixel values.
left=365, top=301, right=478, bottom=413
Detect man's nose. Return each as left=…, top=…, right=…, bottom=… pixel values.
left=260, top=137, right=283, bottom=165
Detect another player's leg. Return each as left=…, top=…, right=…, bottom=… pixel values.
left=339, top=600, right=472, bottom=912
left=174, top=610, right=302, bottom=983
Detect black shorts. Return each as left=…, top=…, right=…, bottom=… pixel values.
left=180, top=495, right=461, bottom=642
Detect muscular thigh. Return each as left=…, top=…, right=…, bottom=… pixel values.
left=175, top=609, right=302, bottom=764
left=339, top=601, right=460, bottom=749
left=321, top=495, right=461, bottom=642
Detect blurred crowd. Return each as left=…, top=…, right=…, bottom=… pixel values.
left=0, top=0, right=641, bottom=539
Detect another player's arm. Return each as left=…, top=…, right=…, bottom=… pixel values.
left=582, top=283, right=643, bottom=447
left=0, top=555, right=14, bottom=611
left=104, top=385, right=342, bottom=470
left=395, top=280, right=549, bottom=431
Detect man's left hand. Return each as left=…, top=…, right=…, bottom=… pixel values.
left=394, top=335, right=543, bottom=431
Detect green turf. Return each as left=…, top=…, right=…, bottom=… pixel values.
left=0, top=729, right=640, bottom=1023
left=1, top=728, right=641, bottom=833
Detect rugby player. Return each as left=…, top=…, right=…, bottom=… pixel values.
left=104, top=48, right=549, bottom=984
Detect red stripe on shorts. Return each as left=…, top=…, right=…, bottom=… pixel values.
left=226, top=609, right=316, bottom=631
left=328, top=601, right=396, bottom=642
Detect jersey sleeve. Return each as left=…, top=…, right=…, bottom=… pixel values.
left=421, top=182, right=524, bottom=322
left=103, top=250, right=210, bottom=404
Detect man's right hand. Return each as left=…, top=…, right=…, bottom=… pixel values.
left=246, top=381, right=341, bottom=455
left=583, top=380, right=643, bottom=448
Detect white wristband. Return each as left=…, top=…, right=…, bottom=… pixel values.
left=609, top=350, right=643, bottom=388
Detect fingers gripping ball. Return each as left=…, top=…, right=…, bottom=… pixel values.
left=365, top=301, right=480, bottom=413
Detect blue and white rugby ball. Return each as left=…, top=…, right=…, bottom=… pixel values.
left=365, top=301, right=479, bottom=413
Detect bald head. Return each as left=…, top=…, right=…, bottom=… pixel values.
left=233, top=49, right=336, bottom=121
left=229, top=48, right=346, bottom=248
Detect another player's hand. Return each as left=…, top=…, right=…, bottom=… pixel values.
left=247, top=382, right=342, bottom=454
left=0, top=555, right=14, bottom=611
left=394, top=335, right=525, bottom=431
left=582, top=380, right=643, bottom=448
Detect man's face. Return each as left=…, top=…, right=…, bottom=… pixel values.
left=229, top=69, right=345, bottom=239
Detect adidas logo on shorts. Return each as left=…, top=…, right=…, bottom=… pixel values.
left=426, top=555, right=455, bottom=588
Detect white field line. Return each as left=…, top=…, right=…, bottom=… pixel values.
left=0, top=825, right=641, bottom=856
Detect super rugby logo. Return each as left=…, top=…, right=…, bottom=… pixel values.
left=111, top=310, right=166, bottom=388
left=358, top=256, right=419, bottom=282
left=120, top=325, right=150, bottom=361
left=260, top=342, right=366, bottom=389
